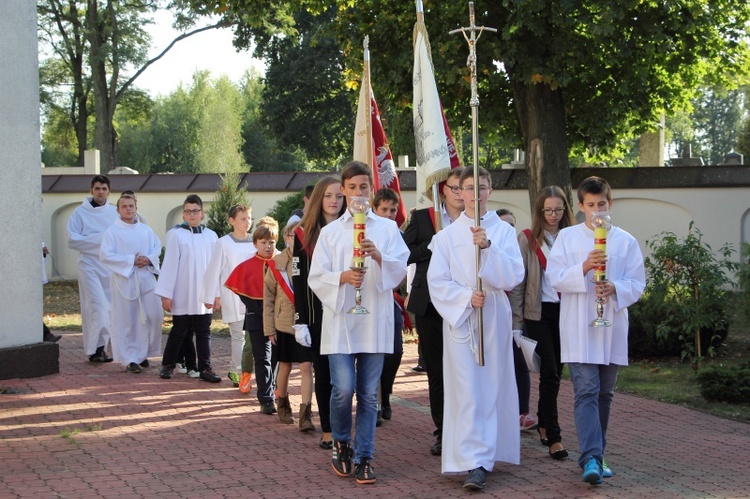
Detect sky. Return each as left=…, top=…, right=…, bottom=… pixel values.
left=135, top=10, right=265, bottom=97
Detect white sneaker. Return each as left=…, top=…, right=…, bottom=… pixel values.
left=175, top=363, right=187, bottom=374
left=186, top=369, right=200, bottom=378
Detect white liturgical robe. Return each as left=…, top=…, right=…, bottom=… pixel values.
left=547, top=223, right=645, bottom=366
left=428, top=211, right=525, bottom=473
left=155, top=226, right=218, bottom=316
left=200, top=234, right=257, bottom=323
left=309, top=210, right=409, bottom=355
left=67, top=197, right=118, bottom=355
left=100, top=219, right=163, bottom=365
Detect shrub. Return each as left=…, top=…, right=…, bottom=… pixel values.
left=738, top=243, right=750, bottom=325
left=696, top=362, right=750, bottom=403
left=205, top=172, right=250, bottom=238
left=629, top=223, right=738, bottom=364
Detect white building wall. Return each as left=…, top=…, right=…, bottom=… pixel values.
left=42, top=186, right=750, bottom=280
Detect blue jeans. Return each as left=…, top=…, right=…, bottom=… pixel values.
left=568, top=363, right=619, bottom=468
left=329, top=353, right=384, bottom=463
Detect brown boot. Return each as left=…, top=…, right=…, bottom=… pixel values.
left=298, top=402, right=315, bottom=432
left=277, top=395, right=294, bottom=424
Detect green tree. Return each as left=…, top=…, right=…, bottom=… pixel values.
left=239, top=70, right=312, bottom=172
left=204, top=172, right=250, bottom=238
left=185, top=0, right=750, bottom=205
left=259, top=7, right=353, bottom=168
left=38, top=1, right=226, bottom=170
left=118, top=71, right=249, bottom=173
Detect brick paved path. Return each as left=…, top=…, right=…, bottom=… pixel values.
left=1, top=333, right=748, bottom=498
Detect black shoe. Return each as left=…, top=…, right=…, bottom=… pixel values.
left=411, top=364, right=426, bottom=373
left=430, top=434, right=442, bottom=456
left=354, top=458, right=376, bottom=484
left=199, top=368, right=221, bottom=383
left=463, top=467, right=487, bottom=490
left=260, top=401, right=277, bottom=414
left=139, top=359, right=150, bottom=368
left=159, top=366, right=174, bottom=379
left=89, top=352, right=113, bottom=363
left=381, top=404, right=392, bottom=420
left=331, top=440, right=353, bottom=477
left=44, top=332, right=62, bottom=343
left=376, top=409, right=383, bottom=427
left=126, top=362, right=141, bottom=374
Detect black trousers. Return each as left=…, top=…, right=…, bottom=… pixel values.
left=380, top=302, right=404, bottom=403
left=310, top=319, right=332, bottom=433
left=248, top=328, right=277, bottom=405
left=415, top=302, right=444, bottom=435
left=513, top=339, right=531, bottom=414
left=526, top=302, right=564, bottom=445
left=162, top=314, right=212, bottom=372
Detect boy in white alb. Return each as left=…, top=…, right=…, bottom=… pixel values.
left=67, top=174, right=119, bottom=362
left=427, top=166, right=525, bottom=491
left=547, top=176, right=645, bottom=485
left=157, top=194, right=221, bottom=383
left=309, top=161, right=409, bottom=485
left=99, top=194, right=162, bottom=373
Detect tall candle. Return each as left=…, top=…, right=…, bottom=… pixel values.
left=353, top=211, right=366, bottom=267
left=593, top=226, right=607, bottom=282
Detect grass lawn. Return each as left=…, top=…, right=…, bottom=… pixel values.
left=615, top=297, right=750, bottom=422
left=44, top=280, right=750, bottom=421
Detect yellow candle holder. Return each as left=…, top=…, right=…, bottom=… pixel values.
left=348, top=196, right=370, bottom=315
left=590, top=211, right=612, bottom=328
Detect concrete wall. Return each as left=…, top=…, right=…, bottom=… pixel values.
left=0, top=1, right=44, bottom=347
left=42, top=185, right=750, bottom=281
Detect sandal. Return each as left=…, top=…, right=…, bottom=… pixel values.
left=537, top=427, right=549, bottom=447
left=549, top=442, right=569, bottom=460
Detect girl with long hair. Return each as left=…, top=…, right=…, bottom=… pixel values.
left=509, top=186, right=575, bottom=460
left=292, top=176, right=346, bottom=449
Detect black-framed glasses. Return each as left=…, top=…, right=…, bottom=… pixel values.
left=542, top=208, right=565, bottom=215
left=445, top=184, right=461, bottom=195
left=183, top=209, right=202, bottom=215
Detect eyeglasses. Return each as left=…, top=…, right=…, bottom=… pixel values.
left=183, top=209, right=202, bottom=215
left=461, top=185, right=490, bottom=193
left=542, top=208, right=565, bottom=216
left=445, top=184, right=461, bottom=195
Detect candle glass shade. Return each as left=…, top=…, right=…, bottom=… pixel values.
left=348, top=196, right=370, bottom=315
left=590, top=211, right=612, bottom=328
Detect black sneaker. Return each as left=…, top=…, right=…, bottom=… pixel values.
left=159, top=366, right=174, bottom=379
left=463, top=467, right=487, bottom=490
left=126, top=362, right=141, bottom=374
left=331, top=440, right=353, bottom=477
left=354, top=458, right=376, bottom=484
left=260, top=401, right=277, bottom=414
left=199, top=368, right=221, bottom=383
left=139, top=359, right=150, bottom=368
left=376, top=409, right=384, bottom=427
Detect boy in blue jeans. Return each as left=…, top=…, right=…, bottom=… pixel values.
left=547, top=176, right=645, bottom=485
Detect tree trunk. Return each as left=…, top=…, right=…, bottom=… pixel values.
left=87, top=0, right=119, bottom=171
left=509, top=79, right=573, bottom=208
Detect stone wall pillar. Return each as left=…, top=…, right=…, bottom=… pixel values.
left=0, top=0, right=59, bottom=379
left=639, top=113, right=665, bottom=167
